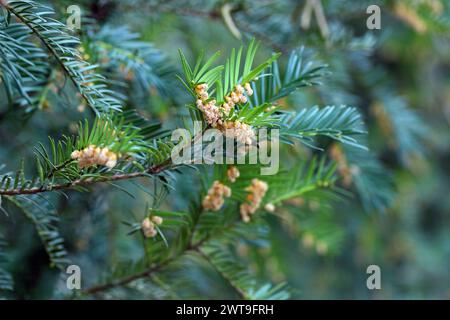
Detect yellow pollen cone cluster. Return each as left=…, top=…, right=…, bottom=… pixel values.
left=194, top=82, right=255, bottom=146
left=240, top=179, right=268, bottom=222
left=202, top=180, right=232, bottom=211
left=222, top=83, right=253, bottom=115
left=141, top=215, right=163, bottom=238
left=221, top=120, right=255, bottom=145
left=195, top=83, right=223, bottom=128
left=227, top=166, right=240, bottom=183
left=71, top=145, right=118, bottom=169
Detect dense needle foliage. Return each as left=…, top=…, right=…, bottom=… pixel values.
left=0, top=0, right=449, bottom=299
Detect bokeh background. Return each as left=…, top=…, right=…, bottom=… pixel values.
left=1, top=0, right=449, bottom=299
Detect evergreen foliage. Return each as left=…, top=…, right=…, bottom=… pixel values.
left=0, top=0, right=448, bottom=299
